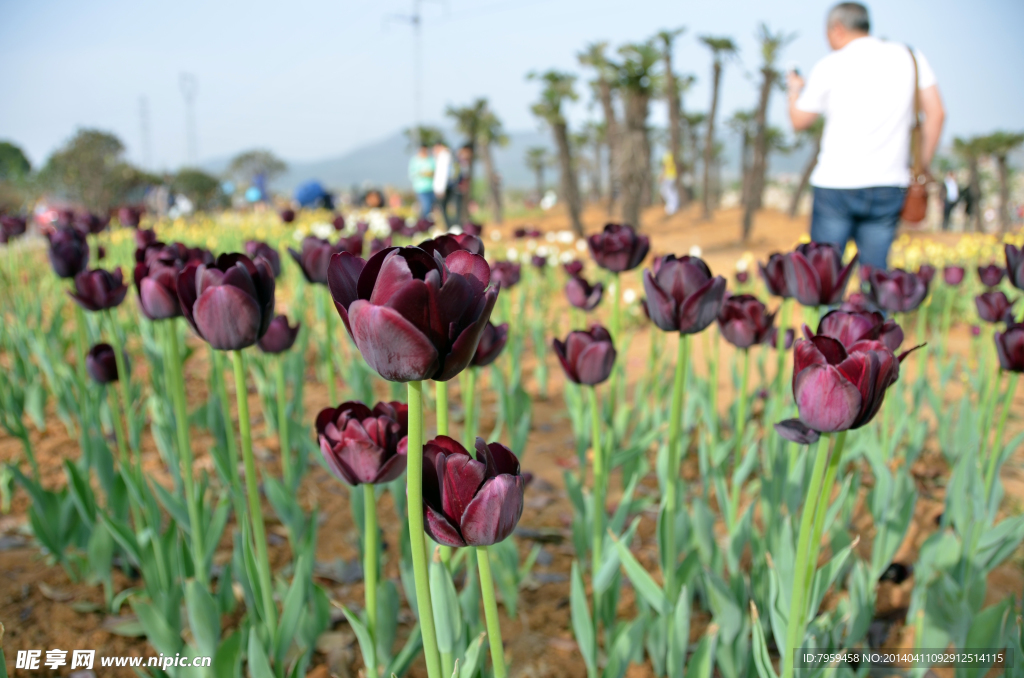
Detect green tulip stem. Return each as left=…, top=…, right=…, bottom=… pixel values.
left=776, top=298, right=792, bottom=403
left=978, top=333, right=1002, bottom=451
left=782, top=434, right=829, bottom=678
left=166, top=322, right=208, bottom=588
left=211, top=350, right=245, bottom=521
left=587, top=385, right=605, bottom=582
left=477, top=546, right=508, bottom=678
left=230, top=350, right=277, bottom=629
left=939, top=288, right=955, bottom=359
left=984, top=371, right=1019, bottom=497
left=729, top=348, right=751, bottom=524
left=434, top=379, right=453, bottom=568
left=664, top=333, right=689, bottom=600
left=105, top=384, right=130, bottom=472
left=276, top=358, right=293, bottom=490
left=462, top=368, right=478, bottom=449
left=73, top=302, right=90, bottom=390
left=915, top=302, right=929, bottom=384
left=406, top=380, right=444, bottom=678
left=709, top=329, right=721, bottom=443
left=320, top=287, right=337, bottom=403
left=363, top=482, right=379, bottom=672
left=802, top=430, right=846, bottom=598
left=104, top=310, right=133, bottom=454
left=609, top=273, right=621, bottom=401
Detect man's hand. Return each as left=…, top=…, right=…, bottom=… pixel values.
left=787, top=71, right=805, bottom=97
left=787, top=71, right=818, bottom=131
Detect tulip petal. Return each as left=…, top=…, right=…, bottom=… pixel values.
left=442, top=453, right=486, bottom=523
left=424, top=503, right=467, bottom=547
left=445, top=250, right=491, bottom=296
left=140, top=276, right=181, bottom=319
left=784, top=252, right=823, bottom=307
left=436, top=286, right=499, bottom=381
left=348, top=300, right=439, bottom=382
left=460, top=474, right=525, bottom=546
left=795, top=364, right=860, bottom=433
left=320, top=438, right=359, bottom=485
left=642, top=269, right=677, bottom=332
left=677, top=276, right=726, bottom=334
left=193, top=285, right=262, bottom=350
left=574, top=340, right=617, bottom=385
left=774, top=419, right=821, bottom=445
left=476, top=438, right=520, bottom=479
left=372, top=451, right=407, bottom=484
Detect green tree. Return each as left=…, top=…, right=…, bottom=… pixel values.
left=698, top=36, right=738, bottom=220
left=477, top=103, right=509, bottom=224
left=529, top=70, right=583, bottom=236
left=39, top=128, right=150, bottom=212
left=977, top=131, right=1024, bottom=231
left=953, top=136, right=984, bottom=232
left=0, top=141, right=32, bottom=182
left=617, top=41, right=661, bottom=228
left=656, top=28, right=686, bottom=207
left=403, top=126, right=446, bottom=151
left=446, top=99, right=488, bottom=223
left=226, top=149, right=288, bottom=187
left=524, top=146, right=551, bottom=202
left=578, top=42, right=620, bottom=215
left=789, top=117, right=825, bottom=217
left=173, top=168, right=224, bottom=211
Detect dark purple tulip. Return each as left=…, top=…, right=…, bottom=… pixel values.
left=54, top=209, right=76, bottom=228
left=775, top=335, right=907, bottom=444
left=118, top=206, right=143, bottom=228
left=530, top=254, right=547, bottom=269
left=332, top=214, right=346, bottom=231
left=257, top=314, right=301, bottom=353
left=288, top=236, right=340, bottom=285
left=642, top=255, right=727, bottom=334
left=943, top=266, right=965, bottom=286
left=418, top=234, right=485, bottom=258
left=565, top=276, right=604, bottom=311
left=47, top=226, right=90, bottom=278
left=770, top=327, right=795, bottom=350
left=75, top=212, right=109, bottom=235
left=413, top=218, right=433, bottom=234
left=587, top=223, right=650, bottom=273
left=134, top=256, right=183, bottom=320
left=971, top=325, right=981, bottom=337
left=355, top=221, right=370, bottom=236
left=337, top=233, right=364, bottom=258
left=316, top=401, right=408, bottom=485
left=563, top=260, right=584, bottom=278
left=0, top=215, right=27, bottom=243
left=280, top=208, right=296, bottom=224
left=491, top=261, right=521, bottom=289
left=735, top=270, right=749, bottom=284
left=86, top=343, right=123, bottom=384
left=513, top=227, right=542, bottom=239
left=759, top=253, right=791, bottom=298
left=995, top=323, right=1024, bottom=372
left=717, top=294, right=776, bottom=349
left=783, top=242, right=857, bottom=307
left=388, top=215, right=408, bottom=236
left=177, top=253, right=276, bottom=351
left=70, top=268, right=128, bottom=311
left=978, top=264, right=1005, bottom=288
left=462, top=223, right=483, bottom=237
left=328, top=246, right=498, bottom=382
left=864, top=268, right=929, bottom=313
left=917, top=264, right=936, bottom=286
left=976, top=291, right=1015, bottom=324
left=472, top=321, right=509, bottom=367
left=422, top=436, right=525, bottom=547
left=135, top=228, right=158, bottom=251
left=839, top=292, right=872, bottom=314
left=1006, top=245, right=1024, bottom=291
left=245, top=241, right=281, bottom=277
left=369, top=237, right=392, bottom=258
left=97, top=246, right=106, bottom=260
left=552, top=325, right=616, bottom=385
left=811, top=309, right=905, bottom=354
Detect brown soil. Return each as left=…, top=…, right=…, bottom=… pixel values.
left=1, top=203, right=1022, bottom=677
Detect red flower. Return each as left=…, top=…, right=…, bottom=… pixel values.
left=316, top=401, right=408, bottom=485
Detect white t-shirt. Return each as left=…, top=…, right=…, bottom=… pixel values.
left=796, top=36, right=937, bottom=189
left=433, top=148, right=453, bottom=196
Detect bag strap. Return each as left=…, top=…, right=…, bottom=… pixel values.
left=906, top=45, right=923, bottom=177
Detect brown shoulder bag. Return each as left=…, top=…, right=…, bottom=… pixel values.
left=901, top=45, right=928, bottom=224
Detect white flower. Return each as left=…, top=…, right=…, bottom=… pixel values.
left=448, top=225, right=464, bottom=235
left=506, top=247, right=519, bottom=261
left=312, top=222, right=334, bottom=239
left=430, top=228, right=445, bottom=239
left=545, top=232, right=557, bottom=243
left=575, top=239, right=588, bottom=252
left=536, top=245, right=550, bottom=257
left=688, top=245, right=702, bottom=258
left=490, top=230, right=502, bottom=242
left=623, top=288, right=637, bottom=304
left=559, top=250, right=575, bottom=263
left=735, top=258, right=749, bottom=272
left=557, top=230, right=575, bottom=244
left=292, top=229, right=306, bottom=242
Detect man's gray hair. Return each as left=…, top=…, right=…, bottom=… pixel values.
left=827, top=2, right=871, bottom=33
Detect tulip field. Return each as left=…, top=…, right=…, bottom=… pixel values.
left=2, top=205, right=1024, bottom=678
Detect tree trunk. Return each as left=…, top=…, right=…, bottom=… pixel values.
left=997, top=155, right=1010, bottom=232
left=742, top=67, right=777, bottom=242
left=702, top=61, right=722, bottom=220
left=591, top=138, right=603, bottom=202
left=969, top=160, right=981, bottom=232
left=789, top=132, right=822, bottom=217
left=664, top=56, right=684, bottom=209
left=597, top=80, right=619, bottom=217
left=739, top=132, right=752, bottom=209
left=480, top=141, right=503, bottom=224
left=620, top=91, right=651, bottom=229
left=553, top=121, right=584, bottom=237
left=534, top=167, right=544, bottom=203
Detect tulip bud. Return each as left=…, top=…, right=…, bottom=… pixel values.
left=462, top=223, right=483, bottom=237
left=530, top=254, right=547, bottom=269
left=418, top=234, right=485, bottom=258
left=86, top=343, right=125, bottom=384
left=717, top=294, right=775, bottom=349
left=770, top=326, right=795, bottom=350
left=0, top=215, right=27, bottom=244
left=280, top=208, right=296, bottom=224
left=245, top=241, right=282, bottom=277
left=995, top=323, right=1024, bottom=372
left=917, top=264, right=936, bottom=286
left=552, top=325, right=616, bottom=385
left=47, top=226, right=90, bottom=278
left=135, top=228, right=158, bottom=251
left=332, top=214, right=346, bottom=231
left=316, top=401, right=408, bottom=485
left=75, top=212, right=109, bottom=235
left=587, top=223, right=650, bottom=273
left=369, top=237, right=392, bottom=258
left=70, top=268, right=128, bottom=311
left=118, top=206, right=143, bottom=228
left=977, top=264, right=1005, bottom=288
left=288, top=236, right=348, bottom=285
left=642, top=255, right=727, bottom=334
left=864, top=268, right=929, bottom=313
left=975, top=291, right=1015, bottom=324
left=563, top=260, right=584, bottom=277
left=943, top=265, right=965, bottom=286
left=422, top=436, right=526, bottom=547
left=257, top=314, right=301, bottom=354
left=1006, top=245, right=1024, bottom=291
left=782, top=242, right=857, bottom=308
left=812, top=309, right=904, bottom=353
left=472, top=321, right=509, bottom=367
left=491, top=261, right=521, bottom=289
left=565, top=276, right=604, bottom=311
left=758, top=252, right=792, bottom=298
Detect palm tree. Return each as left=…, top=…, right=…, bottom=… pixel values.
left=529, top=70, right=584, bottom=236
left=656, top=28, right=686, bottom=209
left=617, top=41, right=661, bottom=228
left=698, top=36, right=738, bottom=220
left=446, top=99, right=488, bottom=223
left=978, top=131, right=1024, bottom=231
left=577, top=121, right=607, bottom=202
left=524, top=146, right=551, bottom=203
left=578, top=42, right=620, bottom=215
left=727, top=109, right=756, bottom=207
left=683, top=111, right=706, bottom=201
left=789, top=117, right=825, bottom=217
left=953, top=136, right=984, bottom=232
left=403, top=126, right=446, bottom=150
left=477, top=104, right=509, bottom=224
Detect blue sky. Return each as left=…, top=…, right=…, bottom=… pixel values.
left=1, top=0, right=1021, bottom=171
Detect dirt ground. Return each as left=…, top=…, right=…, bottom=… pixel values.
left=1, top=202, right=1022, bottom=677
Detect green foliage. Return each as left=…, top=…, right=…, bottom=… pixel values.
left=38, top=129, right=154, bottom=211
left=172, top=167, right=224, bottom=210
left=403, top=126, right=447, bottom=150
left=528, top=70, right=578, bottom=125
left=0, top=140, right=32, bottom=181
left=226, top=148, right=287, bottom=185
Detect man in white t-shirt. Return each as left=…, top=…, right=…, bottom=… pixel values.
left=788, top=2, right=945, bottom=270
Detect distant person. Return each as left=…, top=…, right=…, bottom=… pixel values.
left=659, top=151, right=679, bottom=216
left=941, top=171, right=959, bottom=231
left=433, top=142, right=457, bottom=228
left=787, top=2, right=945, bottom=270
left=408, top=143, right=436, bottom=220
left=362, top=188, right=385, bottom=209
left=455, top=144, right=474, bottom=223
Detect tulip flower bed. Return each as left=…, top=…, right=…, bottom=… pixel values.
left=1, top=206, right=1024, bottom=678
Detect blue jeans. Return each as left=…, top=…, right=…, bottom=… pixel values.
left=810, top=186, right=906, bottom=270
left=416, top=191, right=436, bottom=220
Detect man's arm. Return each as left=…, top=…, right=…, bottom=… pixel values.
left=787, top=71, right=819, bottom=131
left=919, top=84, right=945, bottom=170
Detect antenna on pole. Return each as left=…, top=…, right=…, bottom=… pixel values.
left=139, top=96, right=152, bottom=170
left=179, top=73, right=198, bottom=165
left=385, top=0, right=442, bottom=144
